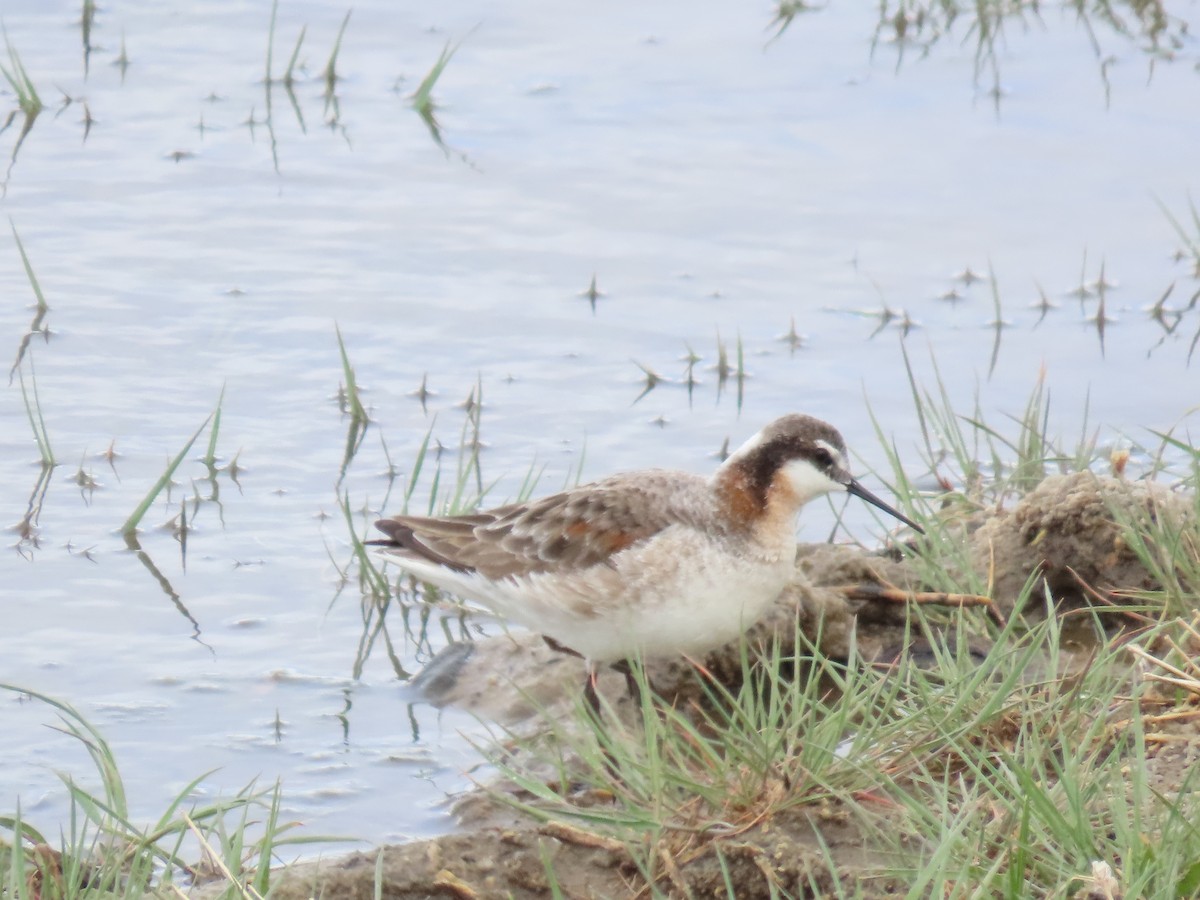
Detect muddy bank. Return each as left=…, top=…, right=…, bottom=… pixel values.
left=249, top=473, right=1196, bottom=899
left=265, top=801, right=908, bottom=900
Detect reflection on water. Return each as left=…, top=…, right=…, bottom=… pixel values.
left=862, top=0, right=1193, bottom=109
left=123, top=531, right=206, bottom=647
left=0, top=0, right=1198, bottom=857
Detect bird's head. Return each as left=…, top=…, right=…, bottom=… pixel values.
left=717, top=414, right=923, bottom=533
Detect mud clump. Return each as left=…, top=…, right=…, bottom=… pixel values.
left=969, top=472, right=1192, bottom=615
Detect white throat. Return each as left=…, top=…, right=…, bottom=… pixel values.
left=779, top=458, right=845, bottom=506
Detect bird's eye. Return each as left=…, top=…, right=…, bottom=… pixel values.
left=813, top=447, right=834, bottom=469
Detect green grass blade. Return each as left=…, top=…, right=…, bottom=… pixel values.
left=9, top=221, right=47, bottom=312
left=0, top=684, right=128, bottom=818
left=1153, top=192, right=1200, bottom=261
left=283, top=23, right=307, bottom=85
left=402, top=418, right=436, bottom=512
left=265, top=0, right=278, bottom=86
left=335, top=324, right=369, bottom=485
left=203, top=382, right=225, bottom=468
left=0, top=30, right=42, bottom=113
left=9, top=221, right=52, bottom=381
left=410, top=40, right=458, bottom=112
left=121, top=413, right=213, bottom=535
left=323, top=9, right=352, bottom=92
left=16, top=362, right=53, bottom=466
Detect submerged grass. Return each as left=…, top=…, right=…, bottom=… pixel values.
left=202, top=382, right=226, bottom=470
left=859, top=1, right=1190, bottom=107
left=121, top=410, right=215, bottom=536
left=322, top=9, right=352, bottom=104
left=8, top=221, right=50, bottom=379
left=335, top=324, right=369, bottom=486
left=326, top=336, right=556, bottom=676
left=1156, top=191, right=1200, bottom=274
left=16, top=356, right=53, bottom=467
left=9, top=224, right=56, bottom=467
left=0, top=31, right=42, bottom=182
left=0, top=32, right=42, bottom=118
left=264, top=0, right=305, bottom=89
left=409, top=35, right=471, bottom=151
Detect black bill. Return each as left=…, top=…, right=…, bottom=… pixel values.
left=845, top=478, right=924, bottom=535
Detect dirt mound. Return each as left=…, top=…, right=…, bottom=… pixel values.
left=969, top=471, right=1192, bottom=614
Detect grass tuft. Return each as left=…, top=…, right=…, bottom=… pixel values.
left=0, top=686, right=338, bottom=897
left=481, top=595, right=1200, bottom=894
left=1106, top=437, right=1200, bottom=620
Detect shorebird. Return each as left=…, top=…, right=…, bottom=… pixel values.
left=374, top=414, right=922, bottom=711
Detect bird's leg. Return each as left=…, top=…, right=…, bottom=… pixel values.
left=583, top=666, right=602, bottom=719
left=542, top=634, right=582, bottom=658
left=610, top=659, right=642, bottom=707
left=542, top=635, right=643, bottom=714
left=543, top=635, right=604, bottom=716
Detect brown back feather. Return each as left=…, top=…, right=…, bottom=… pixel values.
left=373, top=471, right=706, bottom=579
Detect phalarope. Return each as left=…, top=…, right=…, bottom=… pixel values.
left=375, top=414, right=921, bottom=710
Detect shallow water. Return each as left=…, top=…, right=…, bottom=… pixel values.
left=1, top=0, right=1198, bottom=857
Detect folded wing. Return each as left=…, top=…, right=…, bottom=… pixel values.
left=373, top=474, right=689, bottom=580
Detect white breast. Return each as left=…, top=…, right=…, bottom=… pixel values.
left=469, top=524, right=796, bottom=663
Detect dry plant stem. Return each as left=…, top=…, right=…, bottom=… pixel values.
left=1066, top=566, right=1157, bottom=624
left=658, top=845, right=692, bottom=898
left=1142, top=708, right=1200, bottom=724
left=182, top=812, right=264, bottom=900
left=1145, top=732, right=1200, bottom=743
left=1125, top=643, right=1200, bottom=699
left=837, top=581, right=1005, bottom=625
left=1165, top=617, right=1200, bottom=658
left=1143, top=675, right=1200, bottom=697
left=537, top=822, right=626, bottom=853
left=836, top=582, right=992, bottom=608
left=1126, top=643, right=1198, bottom=682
